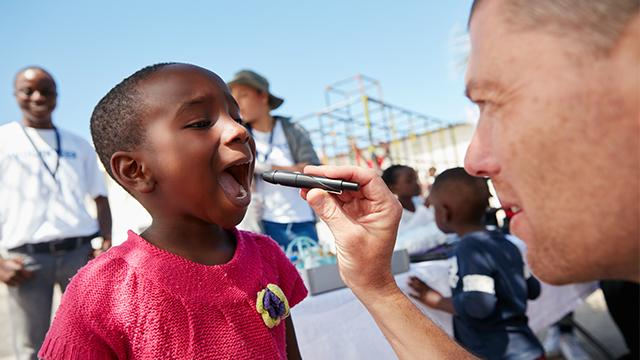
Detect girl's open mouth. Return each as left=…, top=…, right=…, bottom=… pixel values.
left=219, top=159, right=252, bottom=207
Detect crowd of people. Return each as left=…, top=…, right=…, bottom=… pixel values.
left=0, top=1, right=638, bottom=359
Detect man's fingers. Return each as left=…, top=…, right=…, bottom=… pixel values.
left=303, top=165, right=377, bottom=186
left=3, top=259, right=23, bottom=271
left=304, top=165, right=396, bottom=207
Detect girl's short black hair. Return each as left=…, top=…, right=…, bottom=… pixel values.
left=90, top=62, right=178, bottom=179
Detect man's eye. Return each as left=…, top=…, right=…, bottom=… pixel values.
left=20, top=88, right=34, bottom=96
left=186, top=120, right=212, bottom=129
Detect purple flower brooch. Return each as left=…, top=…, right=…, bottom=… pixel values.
left=256, top=284, right=290, bottom=328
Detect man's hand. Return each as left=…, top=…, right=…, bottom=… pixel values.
left=0, top=258, right=34, bottom=287
left=300, top=165, right=402, bottom=296
left=91, top=238, right=112, bottom=259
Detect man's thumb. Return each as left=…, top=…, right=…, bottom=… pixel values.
left=306, top=189, right=348, bottom=227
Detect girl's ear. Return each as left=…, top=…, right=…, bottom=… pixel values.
left=110, top=151, right=155, bottom=194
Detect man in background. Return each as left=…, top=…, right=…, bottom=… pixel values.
left=0, top=66, right=112, bottom=359
left=229, top=70, right=321, bottom=247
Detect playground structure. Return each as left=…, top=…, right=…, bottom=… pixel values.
left=291, top=74, right=473, bottom=178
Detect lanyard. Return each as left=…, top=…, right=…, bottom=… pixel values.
left=20, top=124, right=61, bottom=181
left=248, top=118, right=277, bottom=163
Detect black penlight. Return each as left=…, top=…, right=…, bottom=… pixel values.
left=261, top=170, right=360, bottom=194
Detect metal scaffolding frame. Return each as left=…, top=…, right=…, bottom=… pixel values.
left=292, top=74, right=463, bottom=172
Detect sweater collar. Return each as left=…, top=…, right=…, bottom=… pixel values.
left=123, top=228, right=263, bottom=298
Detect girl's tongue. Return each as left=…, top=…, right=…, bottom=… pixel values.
left=218, top=171, right=250, bottom=207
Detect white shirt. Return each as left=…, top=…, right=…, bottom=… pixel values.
left=253, top=120, right=315, bottom=223
left=0, top=122, right=107, bottom=249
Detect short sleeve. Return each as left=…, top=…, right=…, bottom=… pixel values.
left=278, top=250, right=308, bottom=308
left=456, top=238, right=496, bottom=291
left=453, top=238, right=498, bottom=319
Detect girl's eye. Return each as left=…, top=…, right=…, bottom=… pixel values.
left=187, top=120, right=212, bottom=129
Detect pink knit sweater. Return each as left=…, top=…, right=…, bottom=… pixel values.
left=39, top=229, right=307, bottom=359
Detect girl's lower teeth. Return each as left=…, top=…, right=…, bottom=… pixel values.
left=237, top=185, right=247, bottom=199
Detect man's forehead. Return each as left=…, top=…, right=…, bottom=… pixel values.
left=15, top=68, right=55, bottom=86
left=465, top=1, right=514, bottom=97
left=23, top=69, right=40, bottom=80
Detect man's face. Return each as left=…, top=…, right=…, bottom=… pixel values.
left=230, top=83, right=269, bottom=124
left=14, top=69, right=57, bottom=126
left=465, top=1, right=639, bottom=283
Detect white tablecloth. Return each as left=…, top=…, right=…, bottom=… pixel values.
left=292, top=259, right=597, bottom=360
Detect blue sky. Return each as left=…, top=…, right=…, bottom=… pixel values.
left=0, top=0, right=474, bottom=141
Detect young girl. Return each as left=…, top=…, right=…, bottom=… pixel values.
left=381, top=165, right=447, bottom=255
left=39, top=63, right=307, bottom=359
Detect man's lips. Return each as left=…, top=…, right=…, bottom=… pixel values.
left=501, top=202, right=523, bottom=216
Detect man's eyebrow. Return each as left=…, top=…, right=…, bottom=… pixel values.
left=465, top=79, right=503, bottom=101
left=175, top=95, right=214, bottom=117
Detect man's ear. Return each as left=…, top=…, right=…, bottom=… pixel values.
left=258, top=90, right=270, bottom=107
left=110, top=151, right=155, bottom=194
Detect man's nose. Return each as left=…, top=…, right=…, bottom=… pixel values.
left=464, top=120, right=500, bottom=177
left=31, top=90, right=50, bottom=103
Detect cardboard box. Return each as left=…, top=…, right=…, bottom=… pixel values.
left=298, top=249, right=410, bottom=296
